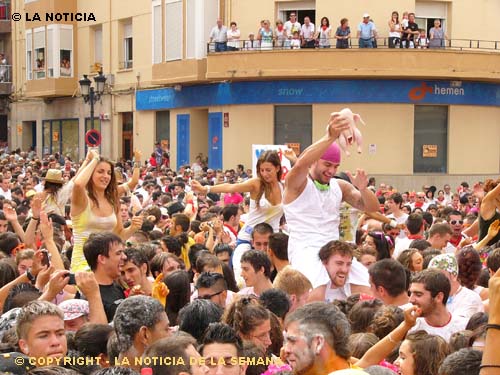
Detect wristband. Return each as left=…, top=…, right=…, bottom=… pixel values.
left=486, top=324, right=500, bottom=331
left=32, top=217, right=40, bottom=221
left=134, top=162, right=141, bottom=168
left=389, top=219, right=398, bottom=228
left=480, top=365, right=500, bottom=370
left=387, top=333, right=399, bottom=344
left=206, top=185, right=211, bottom=194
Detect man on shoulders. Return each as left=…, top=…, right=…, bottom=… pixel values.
left=283, top=111, right=379, bottom=288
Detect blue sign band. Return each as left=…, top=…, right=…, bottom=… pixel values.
left=136, top=79, right=500, bottom=110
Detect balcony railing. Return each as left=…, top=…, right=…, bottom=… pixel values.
left=207, top=37, right=500, bottom=54
left=0, top=64, right=11, bottom=82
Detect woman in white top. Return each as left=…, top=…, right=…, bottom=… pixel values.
left=227, top=21, right=241, bottom=51
left=274, top=19, right=287, bottom=49
left=388, top=11, right=401, bottom=48
left=191, top=150, right=284, bottom=247
left=315, top=17, right=332, bottom=48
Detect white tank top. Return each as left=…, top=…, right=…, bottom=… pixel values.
left=324, top=279, right=351, bottom=303
left=284, top=177, right=342, bottom=254
left=237, top=183, right=284, bottom=242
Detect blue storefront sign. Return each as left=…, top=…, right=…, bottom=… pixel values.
left=137, top=79, right=500, bottom=110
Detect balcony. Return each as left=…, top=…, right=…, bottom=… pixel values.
left=0, top=65, right=12, bottom=95
left=0, top=1, right=11, bottom=33
left=25, top=76, right=78, bottom=98
left=205, top=37, right=500, bottom=83
left=152, top=58, right=207, bottom=85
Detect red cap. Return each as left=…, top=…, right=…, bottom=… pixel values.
left=141, top=368, right=153, bottom=375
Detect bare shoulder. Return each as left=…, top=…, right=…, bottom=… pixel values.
left=307, top=284, right=327, bottom=303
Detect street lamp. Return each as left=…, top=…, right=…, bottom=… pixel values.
left=79, top=69, right=107, bottom=130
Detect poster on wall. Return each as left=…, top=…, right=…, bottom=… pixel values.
left=252, top=144, right=292, bottom=182
left=422, top=145, right=438, bottom=158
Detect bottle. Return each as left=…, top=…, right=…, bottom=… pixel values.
left=141, top=368, right=153, bottom=375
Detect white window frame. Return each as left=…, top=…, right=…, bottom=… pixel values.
left=59, top=24, right=73, bottom=77
left=165, top=0, right=183, bottom=61
left=152, top=0, right=162, bottom=63
left=94, top=26, right=103, bottom=65
left=47, top=25, right=55, bottom=77
left=33, top=26, right=46, bottom=79
left=26, top=30, right=32, bottom=80
left=123, top=21, right=133, bottom=69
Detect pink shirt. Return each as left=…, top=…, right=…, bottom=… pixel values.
left=224, top=193, right=243, bottom=206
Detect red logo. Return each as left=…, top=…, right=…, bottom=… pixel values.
left=409, top=82, right=433, bottom=101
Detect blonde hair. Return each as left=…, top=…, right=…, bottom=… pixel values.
left=273, top=266, right=312, bottom=297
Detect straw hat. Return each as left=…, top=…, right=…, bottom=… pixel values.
left=44, top=169, right=64, bottom=184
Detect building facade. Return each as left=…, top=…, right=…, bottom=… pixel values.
left=8, top=0, right=500, bottom=189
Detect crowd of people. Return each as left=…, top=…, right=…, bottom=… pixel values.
left=209, top=10, right=448, bottom=52
left=0, top=109, right=499, bottom=375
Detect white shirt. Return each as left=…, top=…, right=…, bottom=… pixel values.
left=284, top=21, right=301, bottom=38
left=301, top=23, right=315, bottom=39
left=447, top=286, right=484, bottom=320
left=210, top=25, right=228, bottom=42
left=409, top=313, right=467, bottom=342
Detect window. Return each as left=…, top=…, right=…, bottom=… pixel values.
left=413, top=106, right=448, bottom=173
left=26, top=30, right=32, bottom=80
left=152, top=0, right=162, bottom=63
left=156, top=111, right=170, bottom=144
left=416, top=1, right=448, bottom=39
left=123, top=21, right=133, bottom=69
left=60, top=26, right=73, bottom=77
left=94, top=26, right=102, bottom=64
left=274, top=105, right=312, bottom=153
left=34, top=27, right=45, bottom=79
left=278, top=1, right=316, bottom=25
left=47, top=26, right=54, bottom=77
left=165, top=0, right=183, bottom=61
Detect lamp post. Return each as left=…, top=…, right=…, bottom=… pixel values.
left=79, top=69, right=107, bottom=130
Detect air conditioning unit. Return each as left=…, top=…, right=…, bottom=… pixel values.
left=99, top=113, right=110, bottom=120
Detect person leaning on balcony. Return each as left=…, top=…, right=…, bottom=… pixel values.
left=315, top=17, right=332, bottom=48
left=227, top=22, right=241, bottom=51
left=388, top=11, right=401, bottom=48
left=335, top=18, right=351, bottom=49
left=258, top=20, right=274, bottom=50
left=429, top=19, right=448, bottom=49
left=357, top=13, right=377, bottom=48
left=0, top=53, right=7, bottom=82
left=301, top=16, right=315, bottom=48
left=284, top=12, right=301, bottom=40
left=275, top=19, right=288, bottom=49
left=209, top=18, right=228, bottom=52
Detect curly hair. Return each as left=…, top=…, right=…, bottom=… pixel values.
left=397, top=248, right=420, bottom=272
left=483, top=178, right=500, bottom=193
left=456, top=247, right=482, bottom=290
left=222, top=295, right=270, bottom=337
left=368, top=305, right=405, bottom=339
left=348, top=299, right=383, bottom=334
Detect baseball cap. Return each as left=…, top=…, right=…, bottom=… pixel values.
left=59, top=299, right=89, bottom=321
left=363, top=13, right=370, bottom=18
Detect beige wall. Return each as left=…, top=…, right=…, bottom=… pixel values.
left=211, top=104, right=274, bottom=170
left=449, top=106, right=500, bottom=174
left=313, top=104, right=415, bottom=175
left=190, top=109, right=209, bottom=162
left=450, top=0, right=500, bottom=41
left=134, top=110, right=156, bottom=160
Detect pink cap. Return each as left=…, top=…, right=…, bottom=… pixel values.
left=320, top=143, right=341, bottom=164
left=141, top=368, right=153, bottom=375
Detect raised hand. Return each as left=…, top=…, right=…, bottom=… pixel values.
left=191, top=180, right=205, bottom=194
left=3, top=204, right=18, bottom=222
left=326, top=112, right=351, bottom=140
left=31, top=195, right=42, bottom=219
left=133, top=149, right=142, bottom=162
left=346, top=169, right=369, bottom=191
left=403, top=305, right=421, bottom=328
left=39, top=210, right=54, bottom=240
